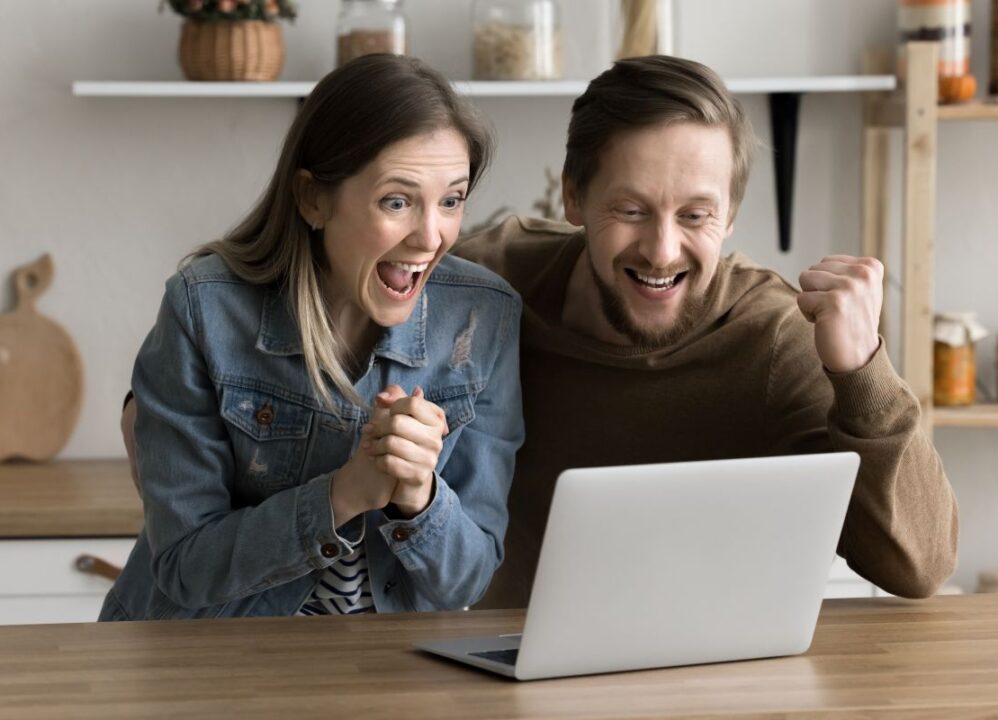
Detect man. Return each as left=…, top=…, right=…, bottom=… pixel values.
left=454, top=54, right=957, bottom=609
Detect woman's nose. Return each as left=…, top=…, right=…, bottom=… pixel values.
left=408, top=210, right=444, bottom=252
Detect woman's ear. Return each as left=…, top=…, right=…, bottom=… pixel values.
left=293, top=169, right=325, bottom=230
left=562, top=174, right=584, bottom=227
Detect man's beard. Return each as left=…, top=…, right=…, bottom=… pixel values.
left=590, top=258, right=713, bottom=349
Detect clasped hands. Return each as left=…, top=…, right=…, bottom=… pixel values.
left=330, top=385, right=449, bottom=528
left=797, top=255, right=884, bottom=374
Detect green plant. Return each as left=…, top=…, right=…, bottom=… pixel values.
left=160, top=0, right=297, bottom=22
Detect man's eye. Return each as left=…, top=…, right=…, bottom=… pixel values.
left=616, top=207, right=644, bottom=218
left=682, top=211, right=710, bottom=224
left=382, top=197, right=408, bottom=211
left=441, top=195, right=466, bottom=210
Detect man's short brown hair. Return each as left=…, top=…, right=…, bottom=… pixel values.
left=563, top=55, right=756, bottom=220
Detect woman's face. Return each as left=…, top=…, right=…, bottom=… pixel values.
left=319, top=128, right=471, bottom=328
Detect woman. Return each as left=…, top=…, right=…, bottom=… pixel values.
left=100, top=55, right=523, bottom=621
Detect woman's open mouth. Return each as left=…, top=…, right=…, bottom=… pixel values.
left=376, top=260, right=429, bottom=300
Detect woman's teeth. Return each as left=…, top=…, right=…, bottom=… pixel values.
left=388, top=261, right=429, bottom=273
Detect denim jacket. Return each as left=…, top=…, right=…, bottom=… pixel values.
left=100, top=253, right=523, bottom=621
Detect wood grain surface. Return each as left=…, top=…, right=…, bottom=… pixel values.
left=0, top=255, right=84, bottom=461
left=0, top=459, right=142, bottom=538
left=1, top=594, right=997, bottom=719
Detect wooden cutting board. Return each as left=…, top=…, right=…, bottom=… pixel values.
left=0, top=255, right=84, bottom=461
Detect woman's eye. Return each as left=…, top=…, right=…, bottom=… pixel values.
left=441, top=196, right=466, bottom=210
left=381, top=197, right=408, bottom=212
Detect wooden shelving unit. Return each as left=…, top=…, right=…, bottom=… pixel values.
left=863, top=42, right=996, bottom=434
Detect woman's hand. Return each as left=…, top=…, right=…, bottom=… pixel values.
left=329, top=390, right=407, bottom=528
left=363, top=385, right=449, bottom=518
left=329, top=448, right=397, bottom=529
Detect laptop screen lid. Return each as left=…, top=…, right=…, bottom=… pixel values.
left=512, top=452, right=860, bottom=680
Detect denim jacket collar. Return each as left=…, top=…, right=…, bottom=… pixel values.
left=256, top=285, right=427, bottom=368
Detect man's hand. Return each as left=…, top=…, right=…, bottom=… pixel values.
left=797, top=255, right=883, bottom=374
left=363, top=384, right=449, bottom=518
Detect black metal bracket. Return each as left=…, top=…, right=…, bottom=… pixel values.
left=768, top=92, right=802, bottom=253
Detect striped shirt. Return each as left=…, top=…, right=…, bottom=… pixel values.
left=297, top=545, right=375, bottom=616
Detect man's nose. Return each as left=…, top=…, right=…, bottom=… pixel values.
left=638, top=217, right=682, bottom=269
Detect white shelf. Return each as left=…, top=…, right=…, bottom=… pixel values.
left=72, top=81, right=317, bottom=98
left=727, top=75, right=896, bottom=93
left=71, top=75, right=896, bottom=99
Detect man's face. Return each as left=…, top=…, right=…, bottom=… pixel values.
left=564, top=122, right=735, bottom=347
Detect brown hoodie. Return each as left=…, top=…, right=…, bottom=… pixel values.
left=454, top=215, right=958, bottom=609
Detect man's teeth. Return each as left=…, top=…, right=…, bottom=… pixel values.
left=388, top=261, right=429, bottom=273
left=634, top=271, right=678, bottom=288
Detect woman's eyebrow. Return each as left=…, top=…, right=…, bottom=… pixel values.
left=380, top=176, right=420, bottom=188
left=377, top=175, right=469, bottom=188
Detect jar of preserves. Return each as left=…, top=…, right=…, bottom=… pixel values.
left=337, top=0, right=407, bottom=68
left=933, top=312, right=988, bottom=406
left=473, top=0, right=562, bottom=81
left=898, top=0, right=976, bottom=103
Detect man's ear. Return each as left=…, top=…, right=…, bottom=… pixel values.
left=562, top=174, right=584, bottom=227
left=293, top=169, right=326, bottom=230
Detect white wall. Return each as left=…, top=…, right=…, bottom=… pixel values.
left=1, top=0, right=995, bottom=592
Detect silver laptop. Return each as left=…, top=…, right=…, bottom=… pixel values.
left=415, top=452, right=860, bottom=680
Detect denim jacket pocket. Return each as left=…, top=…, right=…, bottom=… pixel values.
left=220, top=384, right=313, bottom=497
left=428, top=386, right=478, bottom=436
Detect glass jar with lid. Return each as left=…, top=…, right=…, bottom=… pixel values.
left=897, top=0, right=976, bottom=103
left=472, top=0, right=562, bottom=81
left=337, top=0, right=408, bottom=68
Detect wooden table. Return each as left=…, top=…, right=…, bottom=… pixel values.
left=2, top=594, right=998, bottom=719
left=0, top=459, right=142, bottom=538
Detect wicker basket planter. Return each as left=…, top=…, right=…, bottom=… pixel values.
left=178, top=20, right=285, bottom=81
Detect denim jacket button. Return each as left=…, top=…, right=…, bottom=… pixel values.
left=256, top=404, right=274, bottom=425
left=320, top=543, right=337, bottom=558
left=391, top=527, right=411, bottom=543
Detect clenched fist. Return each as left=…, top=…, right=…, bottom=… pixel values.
left=797, top=255, right=883, bottom=374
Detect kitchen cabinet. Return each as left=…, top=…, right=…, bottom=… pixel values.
left=0, top=460, right=142, bottom=625
left=0, top=538, right=135, bottom=624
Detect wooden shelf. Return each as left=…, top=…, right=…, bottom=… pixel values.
left=869, top=96, right=998, bottom=127
left=71, top=75, right=896, bottom=99
left=937, top=100, right=998, bottom=121
left=933, top=404, right=998, bottom=428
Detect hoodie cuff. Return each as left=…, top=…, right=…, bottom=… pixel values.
left=824, top=337, right=907, bottom=418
